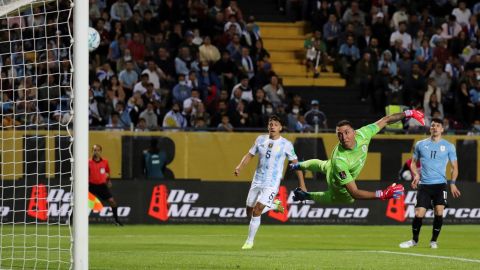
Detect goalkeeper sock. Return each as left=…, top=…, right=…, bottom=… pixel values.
left=431, top=215, right=443, bottom=242
left=246, top=216, right=261, bottom=243
left=412, top=216, right=423, bottom=243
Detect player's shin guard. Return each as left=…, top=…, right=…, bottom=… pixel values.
left=431, top=215, right=443, bottom=242
left=412, top=216, right=423, bottom=243
left=246, top=216, right=261, bottom=243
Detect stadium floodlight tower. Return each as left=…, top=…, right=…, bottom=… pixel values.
left=0, top=0, right=89, bottom=269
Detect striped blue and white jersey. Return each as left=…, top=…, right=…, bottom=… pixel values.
left=249, top=135, right=297, bottom=188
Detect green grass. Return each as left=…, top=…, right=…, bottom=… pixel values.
left=1, top=225, right=480, bottom=269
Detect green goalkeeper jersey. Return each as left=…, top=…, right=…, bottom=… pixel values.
left=328, top=123, right=380, bottom=196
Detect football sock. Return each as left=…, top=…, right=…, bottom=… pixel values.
left=246, top=216, right=261, bottom=243
left=112, top=206, right=119, bottom=221
left=412, top=216, right=423, bottom=243
left=431, top=215, right=443, bottom=242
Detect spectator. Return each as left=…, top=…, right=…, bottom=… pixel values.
left=323, top=14, right=341, bottom=55
left=214, top=50, right=239, bottom=93
left=199, top=36, right=221, bottom=64
left=127, top=32, right=146, bottom=63
left=197, top=61, right=221, bottom=103
left=118, top=61, right=138, bottom=95
left=142, top=60, right=165, bottom=91
left=226, top=34, right=243, bottom=63
left=404, top=63, right=427, bottom=106
left=373, top=64, right=390, bottom=112
left=162, top=103, right=187, bottom=129
left=295, top=114, right=313, bottom=133
left=240, top=47, right=255, bottom=79
left=391, top=4, right=408, bottom=30
left=224, top=0, right=243, bottom=23
left=247, top=88, right=269, bottom=127
left=389, top=22, right=412, bottom=51
left=110, top=0, right=133, bottom=22
left=106, top=111, right=124, bottom=130
left=355, top=52, right=376, bottom=102
left=175, top=46, right=198, bottom=76
left=305, top=32, right=328, bottom=78
left=112, top=101, right=132, bottom=128
left=217, top=114, right=234, bottom=132
left=133, top=73, right=149, bottom=95
left=342, top=1, right=365, bottom=25
left=452, top=1, right=471, bottom=26
left=251, top=39, right=270, bottom=63
left=386, top=76, right=405, bottom=106
left=440, top=15, right=462, bottom=41
left=263, top=74, right=285, bottom=108
left=172, top=74, right=192, bottom=104
left=304, top=99, right=327, bottom=130
left=183, top=89, right=202, bottom=120
left=378, top=50, right=397, bottom=76
left=230, top=76, right=253, bottom=103
left=139, top=102, right=158, bottom=130
left=429, top=63, right=451, bottom=97
left=230, top=100, right=249, bottom=128
left=338, top=34, right=360, bottom=79
left=135, top=117, right=149, bottom=132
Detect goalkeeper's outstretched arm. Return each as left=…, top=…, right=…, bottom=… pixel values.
left=374, top=109, right=425, bottom=130
left=345, top=181, right=404, bottom=200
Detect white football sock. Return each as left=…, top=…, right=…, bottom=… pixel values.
left=246, top=216, right=261, bottom=243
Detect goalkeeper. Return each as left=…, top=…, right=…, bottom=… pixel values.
left=291, top=110, right=425, bottom=202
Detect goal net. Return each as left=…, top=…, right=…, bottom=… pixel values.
left=0, top=0, right=87, bottom=269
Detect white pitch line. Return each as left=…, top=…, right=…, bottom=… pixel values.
left=359, top=250, right=480, bottom=264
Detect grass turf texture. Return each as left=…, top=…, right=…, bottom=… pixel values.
left=90, top=225, right=480, bottom=270
left=1, top=225, right=479, bottom=269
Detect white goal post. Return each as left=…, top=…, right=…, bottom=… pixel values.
left=0, top=0, right=89, bottom=269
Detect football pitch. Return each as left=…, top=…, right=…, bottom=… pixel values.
left=88, top=224, right=480, bottom=270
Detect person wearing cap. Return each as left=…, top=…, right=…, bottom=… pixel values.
left=304, top=100, right=327, bottom=129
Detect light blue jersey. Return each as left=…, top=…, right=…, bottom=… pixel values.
left=413, top=138, right=457, bottom=185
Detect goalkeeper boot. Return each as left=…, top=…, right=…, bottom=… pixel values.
left=293, top=188, right=310, bottom=201
left=273, top=199, right=285, bottom=213
left=399, top=240, right=417, bottom=248
left=430, top=241, right=438, bottom=249
left=241, top=241, right=254, bottom=250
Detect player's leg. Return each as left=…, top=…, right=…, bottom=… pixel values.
left=430, top=185, right=447, bottom=248
left=242, top=187, right=276, bottom=249
left=99, top=184, right=123, bottom=226
left=400, top=186, right=429, bottom=248
left=297, top=159, right=329, bottom=174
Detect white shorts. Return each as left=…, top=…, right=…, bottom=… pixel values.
left=246, top=186, right=278, bottom=208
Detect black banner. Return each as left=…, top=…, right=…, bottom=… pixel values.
left=2, top=180, right=480, bottom=225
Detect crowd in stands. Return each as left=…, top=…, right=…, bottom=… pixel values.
left=300, top=0, right=480, bottom=131
left=1, top=0, right=480, bottom=133
left=86, top=0, right=303, bottom=132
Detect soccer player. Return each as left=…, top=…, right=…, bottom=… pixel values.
left=290, top=110, right=426, bottom=203
left=234, top=115, right=306, bottom=250
left=399, top=118, right=461, bottom=249
left=89, top=144, right=123, bottom=226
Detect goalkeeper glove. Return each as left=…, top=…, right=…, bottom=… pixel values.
left=404, top=110, right=425, bottom=126
left=376, top=183, right=404, bottom=200
left=289, top=163, right=301, bottom=170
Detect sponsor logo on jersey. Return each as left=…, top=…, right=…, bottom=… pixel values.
left=362, top=145, right=367, bottom=153
left=440, top=145, right=446, bottom=152
left=339, top=171, right=347, bottom=179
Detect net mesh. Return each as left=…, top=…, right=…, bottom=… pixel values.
left=0, top=0, right=73, bottom=269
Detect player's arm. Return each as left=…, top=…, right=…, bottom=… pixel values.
left=374, top=109, right=425, bottom=130
left=234, top=153, right=254, bottom=176
left=410, top=157, right=420, bottom=189
left=345, top=181, right=377, bottom=199
left=449, top=160, right=461, bottom=198
left=291, top=159, right=307, bottom=191
left=106, top=161, right=112, bottom=188
left=345, top=181, right=404, bottom=200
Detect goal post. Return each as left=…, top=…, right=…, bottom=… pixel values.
left=0, top=0, right=89, bottom=269
left=72, top=0, right=89, bottom=268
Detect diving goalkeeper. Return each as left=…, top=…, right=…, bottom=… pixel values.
left=291, top=110, right=425, bottom=202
